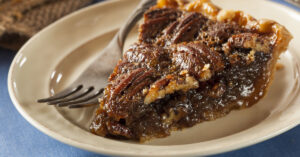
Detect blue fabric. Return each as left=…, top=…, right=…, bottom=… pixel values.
left=0, top=1, right=299, bottom=157
left=271, top=0, right=300, bottom=11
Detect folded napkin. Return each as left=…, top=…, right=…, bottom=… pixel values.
left=0, top=0, right=92, bottom=50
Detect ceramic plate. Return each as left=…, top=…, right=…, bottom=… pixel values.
left=8, top=0, right=300, bottom=156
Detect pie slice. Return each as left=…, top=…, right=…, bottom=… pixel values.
left=90, top=0, right=292, bottom=141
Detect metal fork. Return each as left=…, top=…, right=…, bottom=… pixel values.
left=37, top=0, right=156, bottom=108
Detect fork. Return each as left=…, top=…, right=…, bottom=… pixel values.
left=37, top=0, right=156, bottom=108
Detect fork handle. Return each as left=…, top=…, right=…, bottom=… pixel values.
left=117, top=0, right=156, bottom=50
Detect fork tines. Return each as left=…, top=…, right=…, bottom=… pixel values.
left=38, top=85, right=104, bottom=108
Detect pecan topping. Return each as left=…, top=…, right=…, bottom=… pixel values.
left=172, top=42, right=224, bottom=80
left=225, top=33, right=272, bottom=53
left=111, top=68, right=145, bottom=96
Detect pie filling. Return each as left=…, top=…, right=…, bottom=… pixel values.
left=90, top=0, right=292, bottom=141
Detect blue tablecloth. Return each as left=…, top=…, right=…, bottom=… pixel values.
left=1, top=1, right=299, bottom=157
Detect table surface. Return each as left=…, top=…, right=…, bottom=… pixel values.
left=1, top=1, right=299, bottom=157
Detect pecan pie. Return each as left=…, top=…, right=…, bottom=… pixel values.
left=90, top=0, right=292, bottom=141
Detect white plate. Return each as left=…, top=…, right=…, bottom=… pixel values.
left=8, top=0, right=300, bottom=156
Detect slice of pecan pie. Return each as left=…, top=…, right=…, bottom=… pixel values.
left=90, top=0, right=292, bottom=141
